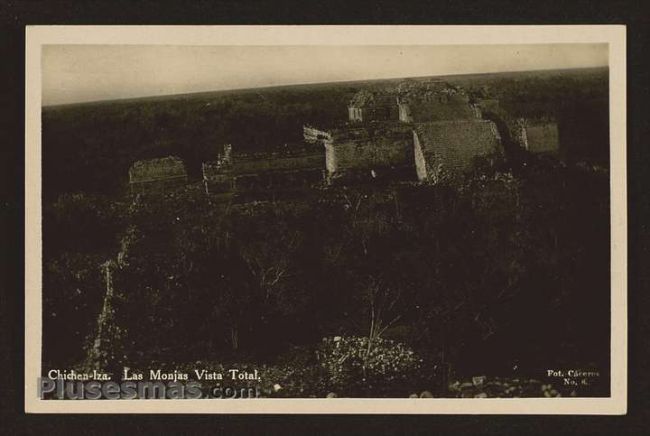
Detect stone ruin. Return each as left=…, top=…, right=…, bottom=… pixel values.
left=202, top=144, right=234, bottom=194
left=202, top=144, right=324, bottom=195
left=128, top=156, right=188, bottom=194
left=413, top=120, right=502, bottom=182
left=396, top=82, right=475, bottom=123
left=127, top=79, right=561, bottom=198
left=308, top=81, right=509, bottom=184
left=347, top=90, right=399, bottom=123
left=305, top=123, right=416, bottom=184
left=514, top=118, right=560, bottom=156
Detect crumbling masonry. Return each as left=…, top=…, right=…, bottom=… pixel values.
left=307, top=81, right=507, bottom=184
left=128, top=79, right=560, bottom=196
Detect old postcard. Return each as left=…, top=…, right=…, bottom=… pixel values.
left=25, top=25, right=626, bottom=414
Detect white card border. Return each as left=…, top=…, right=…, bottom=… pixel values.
left=25, top=25, right=627, bottom=414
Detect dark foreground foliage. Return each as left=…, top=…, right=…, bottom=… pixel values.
left=42, top=155, right=609, bottom=397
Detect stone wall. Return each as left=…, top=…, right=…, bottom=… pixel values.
left=524, top=122, right=560, bottom=155
left=413, top=130, right=427, bottom=181
left=413, top=120, right=502, bottom=182
left=324, top=125, right=413, bottom=177
left=203, top=148, right=325, bottom=194
left=398, top=103, right=412, bottom=123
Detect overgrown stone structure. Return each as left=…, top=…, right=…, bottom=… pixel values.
left=128, top=156, right=188, bottom=194
left=396, top=84, right=476, bottom=123
left=202, top=144, right=234, bottom=194
left=518, top=119, right=560, bottom=155
left=473, top=98, right=500, bottom=116
left=203, top=144, right=324, bottom=194
left=130, top=79, right=561, bottom=197
left=305, top=123, right=415, bottom=184
left=308, top=81, right=508, bottom=184
left=348, top=90, right=399, bottom=123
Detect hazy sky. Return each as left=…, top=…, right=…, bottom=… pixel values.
left=42, top=44, right=608, bottom=106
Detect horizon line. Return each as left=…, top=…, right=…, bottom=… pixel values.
left=42, top=65, right=608, bottom=109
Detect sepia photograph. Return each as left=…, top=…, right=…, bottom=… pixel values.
left=24, top=25, right=626, bottom=414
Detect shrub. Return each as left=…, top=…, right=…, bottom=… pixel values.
left=317, top=336, right=424, bottom=397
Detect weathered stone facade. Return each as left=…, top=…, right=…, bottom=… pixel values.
left=203, top=144, right=324, bottom=194
left=413, top=120, right=502, bottom=182
left=308, top=81, right=505, bottom=184
left=319, top=124, right=415, bottom=183
left=522, top=120, right=560, bottom=155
